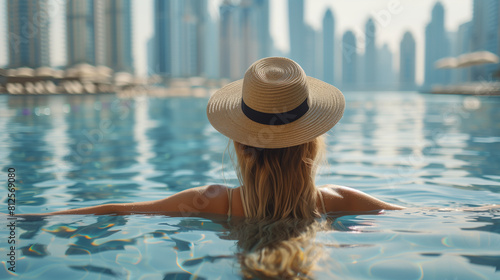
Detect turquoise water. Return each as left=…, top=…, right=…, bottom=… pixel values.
left=0, top=92, right=499, bottom=279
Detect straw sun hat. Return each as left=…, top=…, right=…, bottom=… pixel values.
left=207, top=57, right=345, bottom=149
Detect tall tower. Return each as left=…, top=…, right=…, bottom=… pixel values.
left=190, top=0, right=207, bottom=77
left=342, top=30, right=357, bottom=90
left=423, top=2, right=449, bottom=89
left=104, top=0, right=134, bottom=73
left=66, top=0, right=106, bottom=67
left=253, top=0, right=271, bottom=59
left=153, top=0, right=171, bottom=76
left=454, top=22, right=471, bottom=83
left=378, top=44, right=394, bottom=90
left=171, top=0, right=207, bottom=77
left=7, top=0, right=51, bottom=68
left=203, top=4, right=219, bottom=79
left=470, top=0, right=499, bottom=81
left=219, top=0, right=271, bottom=80
left=288, top=0, right=305, bottom=66
left=241, top=0, right=257, bottom=73
left=364, top=18, right=376, bottom=89
left=322, top=9, right=334, bottom=84
left=399, top=31, right=416, bottom=90
left=219, top=1, right=245, bottom=80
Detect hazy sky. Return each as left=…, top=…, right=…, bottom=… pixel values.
left=0, top=0, right=472, bottom=84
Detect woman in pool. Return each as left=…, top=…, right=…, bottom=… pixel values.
left=40, top=57, right=404, bottom=218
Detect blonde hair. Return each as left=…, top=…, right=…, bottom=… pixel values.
left=233, top=136, right=326, bottom=220
left=230, top=218, right=326, bottom=280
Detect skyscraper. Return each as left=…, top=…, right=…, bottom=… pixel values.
left=147, top=36, right=156, bottom=76
left=219, top=1, right=243, bottom=80
left=202, top=5, right=219, bottom=79
left=219, top=0, right=271, bottom=80
left=470, top=0, right=499, bottom=81
left=323, top=9, right=334, bottom=84
left=7, top=0, right=51, bottom=68
left=288, top=0, right=305, bottom=66
left=253, top=0, right=271, bottom=59
left=66, top=0, right=106, bottom=67
left=104, top=0, right=134, bottom=73
left=302, top=24, right=318, bottom=77
left=241, top=1, right=258, bottom=74
left=364, top=18, right=377, bottom=89
left=153, top=0, right=171, bottom=76
left=454, top=22, right=471, bottom=83
left=377, top=44, right=395, bottom=90
left=170, top=0, right=207, bottom=77
left=423, top=2, right=450, bottom=89
left=342, top=30, right=357, bottom=90
left=399, top=31, right=416, bottom=90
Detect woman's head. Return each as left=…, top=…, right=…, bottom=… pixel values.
left=207, top=57, right=344, bottom=149
left=233, top=136, right=326, bottom=220
left=208, top=57, right=343, bottom=219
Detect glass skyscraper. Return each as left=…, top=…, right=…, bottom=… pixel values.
left=399, top=31, right=416, bottom=90
left=342, top=30, right=357, bottom=90
left=364, top=18, right=377, bottom=89
left=7, top=0, right=51, bottom=68
left=104, top=0, right=134, bottom=73
left=66, top=0, right=105, bottom=67
left=423, top=2, right=450, bottom=89
left=470, top=0, right=499, bottom=81
left=322, top=9, right=334, bottom=85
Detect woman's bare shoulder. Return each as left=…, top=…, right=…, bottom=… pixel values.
left=159, top=184, right=230, bottom=215
left=318, top=184, right=405, bottom=212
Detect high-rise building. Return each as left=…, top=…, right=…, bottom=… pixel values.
left=147, top=36, right=156, bottom=76
left=342, top=30, right=357, bottom=90
left=302, top=24, right=318, bottom=77
left=104, top=0, right=134, bottom=73
left=219, top=1, right=243, bottom=80
left=153, top=0, right=208, bottom=78
left=399, top=31, right=416, bottom=90
left=170, top=0, right=207, bottom=77
left=423, top=2, right=450, bottom=89
left=7, top=0, right=51, bottom=68
left=253, top=0, right=271, bottom=59
left=364, top=18, right=377, bottom=89
left=470, top=0, right=499, bottom=81
left=322, top=9, right=334, bottom=84
left=66, top=0, right=106, bottom=67
left=454, top=22, right=472, bottom=83
left=288, top=0, right=305, bottom=66
left=377, top=44, right=395, bottom=90
left=153, top=0, right=171, bottom=76
left=202, top=6, right=219, bottom=79
left=219, top=0, right=271, bottom=80
left=241, top=1, right=258, bottom=74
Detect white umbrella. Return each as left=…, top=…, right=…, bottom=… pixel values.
left=457, top=51, right=499, bottom=68
left=435, top=57, right=459, bottom=69
left=15, top=67, right=35, bottom=77
left=35, top=67, right=55, bottom=77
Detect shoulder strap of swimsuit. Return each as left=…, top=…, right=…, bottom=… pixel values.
left=227, top=188, right=233, bottom=218
left=317, top=189, right=327, bottom=214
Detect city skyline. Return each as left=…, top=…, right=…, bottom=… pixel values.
left=0, top=0, right=474, bottom=85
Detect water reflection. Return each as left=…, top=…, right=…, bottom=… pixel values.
left=7, top=208, right=500, bottom=279
left=318, top=92, right=500, bottom=208
left=1, top=91, right=500, bottom=278
left=0, top=94, right=217, bottom=213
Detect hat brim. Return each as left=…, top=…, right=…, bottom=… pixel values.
left=207, top=76, right=345, bottom=149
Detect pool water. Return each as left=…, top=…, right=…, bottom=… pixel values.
left=1, top=91, right=499, bottom=279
